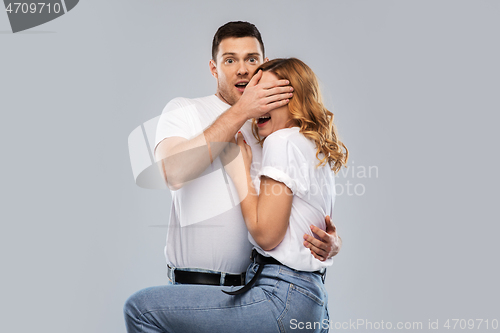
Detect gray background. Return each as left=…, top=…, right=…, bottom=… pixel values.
left=1, top=1, right=499, bottom=332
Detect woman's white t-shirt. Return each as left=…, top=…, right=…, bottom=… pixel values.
left=251, top=127, right=335, bottom=271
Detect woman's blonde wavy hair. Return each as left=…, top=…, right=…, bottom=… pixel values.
left=252, top=58, right=349, bottom=174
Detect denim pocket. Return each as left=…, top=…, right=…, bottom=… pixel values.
left=291, top=284, right=325, bottom=306
left=278, top=283, right=328, bottom=333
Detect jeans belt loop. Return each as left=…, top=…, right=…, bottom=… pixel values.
left=167, top=264, right=176, bottom=284
left=220, top=272, right=226, bottom=285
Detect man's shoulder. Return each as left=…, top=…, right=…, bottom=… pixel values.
left=163, top=95, right=221, bottom=113
left=164, top=96, right=196, bottom=109
left=167, top=95, right=218, bottom=106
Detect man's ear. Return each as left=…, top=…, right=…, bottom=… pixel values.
left=264, top=57, right=269, bottom=63
left=209, top=59, right=218, bottom=79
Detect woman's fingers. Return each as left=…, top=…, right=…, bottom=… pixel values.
left=245, top=144, right=252, bottom=155
left=236, top=132, right=252, bottom=166
left=236, top=131, right=245, bottom=146
left=237, top=132, right=250, bottom=148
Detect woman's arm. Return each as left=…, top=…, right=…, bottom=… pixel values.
left=243, top=175, right=293, bottom=251
left=221, top=133, right=293, bottom=251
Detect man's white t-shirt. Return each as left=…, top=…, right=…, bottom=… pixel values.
left=254, top=127, right=335, bottom=271
left=154, top=95, right=260, bottom=274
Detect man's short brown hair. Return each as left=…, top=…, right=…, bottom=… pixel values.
left=212, top=21, right=265, bottom=61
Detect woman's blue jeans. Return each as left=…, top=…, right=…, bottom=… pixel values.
left=124, top=262, right=329, bottom=333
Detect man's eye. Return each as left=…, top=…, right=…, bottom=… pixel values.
left=226, top=59, right=234, bottom=64
left=249, top=58, right=257, bottom=63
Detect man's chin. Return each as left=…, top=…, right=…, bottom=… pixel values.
left=234, top=90, right=246, bottom=102
left=226, top=92, right=242, bottom=106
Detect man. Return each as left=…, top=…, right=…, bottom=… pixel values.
left=124, top=21, right=341, bottom=332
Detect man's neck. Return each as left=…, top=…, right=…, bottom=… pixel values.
left=215, top=92, right=232, bottom=107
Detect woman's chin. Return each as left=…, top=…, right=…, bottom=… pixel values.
left=258, top=129, right=269, bottom=138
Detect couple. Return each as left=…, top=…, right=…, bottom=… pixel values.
left=124, top=21, right=348, bottom=332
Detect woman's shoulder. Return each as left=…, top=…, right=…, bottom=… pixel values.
left=263, top=127, right=316, bottom=163
left=266, top=127, right=314, bottom=150
left=265, top=126, right=299, bottom=139
left=264, top=127, right=308, bottom=146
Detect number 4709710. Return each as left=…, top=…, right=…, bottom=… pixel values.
left=5, top=3, right=62, bottom=14
left=443, top=319, right=499, bottom=330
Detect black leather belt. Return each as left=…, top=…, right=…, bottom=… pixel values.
left=222, top=249, right=326, bottom=296
left=222, top=250, right=284, bottom=295
left=167, top=265, right=246, bottom=286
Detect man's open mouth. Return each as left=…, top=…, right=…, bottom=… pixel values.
left=235, top=82, right=248, bottom=91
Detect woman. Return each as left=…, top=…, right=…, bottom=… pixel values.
left=124, top=58, right=348, bottom=333
left=220, top=57, right=348, bottom=331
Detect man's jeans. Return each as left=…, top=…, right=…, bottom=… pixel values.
left=124, top=262, right=330, bottom=333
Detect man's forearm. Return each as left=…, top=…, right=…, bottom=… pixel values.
left=156, top=105, right=248, bottom=189
left=204, top=104, right=248, bottom=162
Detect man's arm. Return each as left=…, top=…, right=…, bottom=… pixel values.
left=303, top=215, right=342, bottom=261
left=155, top=71, right=293, bottom=189
left=154, top=108, right=246, bottom=190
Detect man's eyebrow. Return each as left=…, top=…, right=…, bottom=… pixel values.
left=220, top=52, right=262, bottom=58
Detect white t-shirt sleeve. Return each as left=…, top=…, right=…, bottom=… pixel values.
left=257, top=131, right=309, bottom=197
left=154, top=98, right=195, bottom=150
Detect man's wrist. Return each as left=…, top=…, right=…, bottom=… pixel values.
left=226, top=103, right=250, bottom=127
